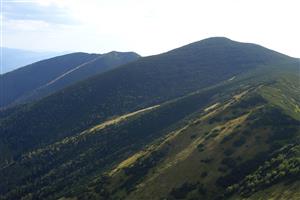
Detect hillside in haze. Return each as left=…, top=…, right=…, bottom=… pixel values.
left=1, top=48, right=65, bottom=74
left=0, top=37, right=299, bottom=200
left=0, top=51, right=140, bottom=108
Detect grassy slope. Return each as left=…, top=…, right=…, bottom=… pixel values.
left=0, top=53, right=99, bottom=108
left=1, top=60, right=298, bottom=200
left=0, top=61, right=273, bottom=200
left=230, top=181, right=300, bottom=200
left=73, top=62, right=300, bottom=200
left=0, top=77, right=240, bottom=200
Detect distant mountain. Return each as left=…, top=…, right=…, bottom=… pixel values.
left=0, top=51, right=140, bottom=108
left=1, top=47, right=65, bottom=74
left=0, top=37, right=299, bottom=200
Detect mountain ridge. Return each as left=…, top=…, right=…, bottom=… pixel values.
left=0, top=37, right=299, bottom=200
left=0, top=51, right=140, bottom=108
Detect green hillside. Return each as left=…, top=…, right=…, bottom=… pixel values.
left=0, top=51, right=140, bottom=108
left=1, top=53, right=97, bottom=107
left=71, top=67, right=299, bottom=200
left=0, top=37, right=299, bottom=200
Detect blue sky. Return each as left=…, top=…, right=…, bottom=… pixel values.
left=3, top=2, right=72, bottom=23
left=1, top=0, right=300, bottom=57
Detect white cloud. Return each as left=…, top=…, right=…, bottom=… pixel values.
left=2, top=0, right=300, bottom=57
left=4, top=18, right=50, bottom=31
left=33, top=0, right=70, bottom=7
